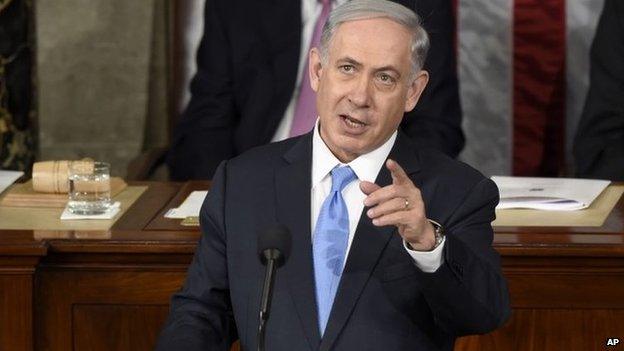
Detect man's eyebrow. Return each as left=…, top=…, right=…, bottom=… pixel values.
left=336, top=56, right=362, bottom=67
left=375, top=65, right=401, bottom=77
left=337, top=57, right=401, bottom=76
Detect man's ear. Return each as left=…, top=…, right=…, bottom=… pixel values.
left=404, top=70, right=429, bottom=112
left=309, top=48, right=323, bottom=92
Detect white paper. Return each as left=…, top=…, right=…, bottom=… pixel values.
left=60, top=201, right=121, bottom=220
left=0, top=170, right=24, bottom=194
left=491, top=176, right=610, bottom=211
left=164, top=190, right=208, bottom=219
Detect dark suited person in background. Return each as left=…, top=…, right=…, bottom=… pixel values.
left=573, top=0, right=624, bottom=181
left=167, top=0, right=463, bottom=180
left=156, top=1, right=509, bottom=350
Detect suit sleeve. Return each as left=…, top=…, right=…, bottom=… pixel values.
left=167, top=0, right=238, bottom=181
left=416, top=178, right=510, bottom=336
left=155, top=161, right=237, bottom=350
left=573, top=0, right=624, bottom=181
left=401, top=0, right=464, bottom=158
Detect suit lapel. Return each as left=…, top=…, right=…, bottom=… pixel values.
left=319, top=132, right=421, bottom=351
left=275, top=133, right=321, bottom=350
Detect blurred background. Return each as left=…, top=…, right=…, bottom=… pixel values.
left=0, top=0, right=605, bottom=178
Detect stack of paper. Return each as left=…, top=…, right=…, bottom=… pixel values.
left=491, top=176, right=610, bottom=211
left=0, top=170, right=24, bottom=195
left=165, top=191, right=208, bottom=218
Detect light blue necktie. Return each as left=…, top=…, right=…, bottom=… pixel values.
left=313, top=165, right=357, bottom=335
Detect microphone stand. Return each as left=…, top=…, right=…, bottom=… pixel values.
left=258, top=249, right=280, bottom=351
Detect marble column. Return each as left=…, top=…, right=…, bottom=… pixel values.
left=36, top=0, right=155, bottom=176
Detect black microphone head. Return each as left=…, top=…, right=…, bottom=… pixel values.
left=258, top=224, right=292, bottom=267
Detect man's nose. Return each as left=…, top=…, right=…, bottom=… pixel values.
left=348, top=75, right=372, bottom=108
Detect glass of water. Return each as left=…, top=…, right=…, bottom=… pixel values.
left=67, top=161, right=112, bottom=215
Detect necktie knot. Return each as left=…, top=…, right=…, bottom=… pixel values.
left=319, top=0, right=331, bottom=7
left=330, top=166, right=356, bottom=193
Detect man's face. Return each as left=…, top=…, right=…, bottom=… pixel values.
left=309, top=17, right=429, bottom=162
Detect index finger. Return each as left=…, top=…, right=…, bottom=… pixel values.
left=386, top=159, right=409, bottom=185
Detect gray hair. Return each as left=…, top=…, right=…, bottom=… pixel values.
left=319, top=0, right=430, bottom=76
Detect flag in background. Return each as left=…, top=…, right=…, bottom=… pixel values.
left=457, top=0, right=605, bottom=177
left=179, top=0, right=606, bottom=178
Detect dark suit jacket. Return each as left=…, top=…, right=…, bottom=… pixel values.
left=156, top=132, right=510, bottom=351
left=573, top=0, right=624, bottom=181
left=166, top=0, right=464, bottom=180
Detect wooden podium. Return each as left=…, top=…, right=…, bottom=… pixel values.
left=0, top=181, right=623, bottom=350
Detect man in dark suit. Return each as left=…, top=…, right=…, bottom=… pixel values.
left=157, top=1, right=509, bottom=350
left=573, top=0, right=624, bottom=181
left=166, top=0, right=463, bottom=181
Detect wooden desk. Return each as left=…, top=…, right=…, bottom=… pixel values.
left=1, top=181, right=623, bottom=351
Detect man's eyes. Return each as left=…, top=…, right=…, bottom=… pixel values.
left=337, top=65, right=396, bottom=85
left=339, top=64, right=355, bottom=73
left=377, top=73, right=396, bottom=84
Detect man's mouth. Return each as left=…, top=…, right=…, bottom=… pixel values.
left=340, top=114, right=367, bottom=129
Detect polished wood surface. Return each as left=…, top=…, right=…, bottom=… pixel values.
left=0, top=182, right=193, bottom=351
left=457, top=309, right=624, bottom=350
left=37, top=270, right=184, bottom=351
left=0, top=181, right=623, bottom=350
left=0, top=275, right=34, bottom=350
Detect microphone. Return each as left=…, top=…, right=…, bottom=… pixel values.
left=257, top=224, right=291, bottom=351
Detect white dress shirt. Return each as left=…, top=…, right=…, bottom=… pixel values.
left=310, top=122, right=445, bottom=273
left=271, top=0, right=348, bottom=142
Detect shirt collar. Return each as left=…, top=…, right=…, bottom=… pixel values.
left=311, top=119, right=397, bottom=188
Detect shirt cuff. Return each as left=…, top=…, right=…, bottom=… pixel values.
left=403, top=237, right=446, bottom=273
